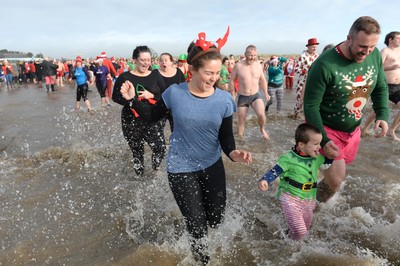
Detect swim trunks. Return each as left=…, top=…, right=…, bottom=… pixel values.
left=320, top=126, right=361, bottom=164
left=388, top=83, right=400, bottom=105
left=237, top=92, right=262, bottom=107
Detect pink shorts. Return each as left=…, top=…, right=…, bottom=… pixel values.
left=45, top=76, right=55, bottom=85
left=320, top=126, right=361, bottom=164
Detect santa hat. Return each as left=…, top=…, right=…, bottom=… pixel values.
left=269, top=56, right=279, bottom=64
left=353, top=75, right=366, bottom=87
left=99, top=51, right=107, bottom=59
left=95, top=56, right=103, bottom=63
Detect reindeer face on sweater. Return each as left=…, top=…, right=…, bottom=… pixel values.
left=342, top=71, right=374, bottom=120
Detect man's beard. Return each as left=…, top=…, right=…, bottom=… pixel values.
left=348, top=46, right=367, bottom=63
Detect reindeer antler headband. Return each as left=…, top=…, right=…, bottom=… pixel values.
left=189, top=26, right=230, bottom=63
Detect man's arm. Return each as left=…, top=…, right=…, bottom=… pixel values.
left=229, top=65, right=238, bottom=92
left=303, top=61, right=330, bottom=146
left=259, top=64, right=270, bottom=100
left=371, top=53, right=390, bottom=123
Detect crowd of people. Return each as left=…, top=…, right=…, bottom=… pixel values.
left=1, top=16, right=399, bottom=265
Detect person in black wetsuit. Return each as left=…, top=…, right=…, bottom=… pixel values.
left=112, top=46, right=166, bottom=176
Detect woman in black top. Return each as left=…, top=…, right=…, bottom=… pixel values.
left=112, top=46, right=166, bottom=175
left=158, top=52, right=185, bottom=132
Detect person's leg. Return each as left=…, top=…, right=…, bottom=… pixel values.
left=387, top=86, right=400, bottom=140
left=265, top=87, right=276, bottom=113
left=317, top=125, right=361, bottom=202
left=252, top=98, right=268, bottom=140
left=361, top=112, right=376, bottom=136
left=106, top=79, right=113, bottom=99
left=237, top=106, right=248, bottom=138
left=45, top=76, right=51, bottom=92
left=387, top=107, right=400, bottom=141
left=200, top=158, right=226, bottom=228
left=317, top=159, right=346, bottom=202
left=302, top=198, right=316, bottom=231
left=143, top=121, right=166, bottom=170
left=97, top=83, right=106, bottom=106
left=276, top=87, right=283, bottom=112
left=168, top=171, right=208, bottom=238
left=280, top=193, right=308, bottom=240
left=81, top=84, right=93, bottom=111
left=289, top=76, right=294, bottom=90
left=294, top=79, right=305, bottom=117
left=122, top=116, right=145, bottom=175
left=168, top=171, right=210, bottom=263
left=50, top=76, right=56, bottom=91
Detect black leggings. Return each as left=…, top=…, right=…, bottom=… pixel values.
left=168, top=157, right=226, bottom=239
left=96, top=81, right=107, bottom=98
left=76, top=83, right=89, bottom=101
left=121, top=114, right=166, bottom=175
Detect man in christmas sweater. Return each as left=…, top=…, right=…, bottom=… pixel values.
left=303, top=16, right=389, bottom=202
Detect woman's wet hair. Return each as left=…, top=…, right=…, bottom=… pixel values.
left=132, top=46, right=152, bottom=60
left=186, top=42, right=222, bottom=71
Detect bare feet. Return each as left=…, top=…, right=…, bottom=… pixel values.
left=387, top=130, right=400, bottom=142
left=261, top=128, right=269, bottom=141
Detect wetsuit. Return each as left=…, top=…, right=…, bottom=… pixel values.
left=113, top=70, right=166, bottom=175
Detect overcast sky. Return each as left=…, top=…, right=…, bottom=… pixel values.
left=2, top=0, right=399, bottom=59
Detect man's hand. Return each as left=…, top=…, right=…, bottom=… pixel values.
left=323, top=140, right=339, bottom=159
left=374, top=120, right=388, bottom=138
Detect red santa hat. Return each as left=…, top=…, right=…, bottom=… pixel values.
left=99, top=51, right=107, bottom=59
left=95, top=56, right=103, bottom=63
left=353, top=75, right=366, bottom=87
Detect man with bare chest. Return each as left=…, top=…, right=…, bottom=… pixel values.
left=362, top=31, right=400, bottom=141
left=229, top=45, right=270, bottom=140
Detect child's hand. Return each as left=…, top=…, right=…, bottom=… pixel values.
left=259, top=180, right=269, bottom=191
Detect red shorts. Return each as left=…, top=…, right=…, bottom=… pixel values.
left=320, top=126, right=361, bottom=164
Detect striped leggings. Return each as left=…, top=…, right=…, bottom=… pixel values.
left=265, top=86, right=283, bottom=112
left=279, top=192, right=316, bottom=240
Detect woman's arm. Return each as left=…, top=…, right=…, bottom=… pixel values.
left=218, top=115, right=236, bottom=160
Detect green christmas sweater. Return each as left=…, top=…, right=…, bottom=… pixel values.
left=304, top=45, right=389, bottom=146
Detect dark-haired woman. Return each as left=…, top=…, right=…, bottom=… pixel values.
left=112, top=46, right=166, bottom=176
left=158, top=52, right=185, bottom=132
left=119, top=31, right=252, bottom=264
